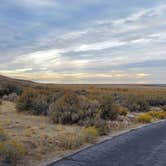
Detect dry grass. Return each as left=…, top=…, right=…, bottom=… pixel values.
left=1, top=100, right=164, bottom=165
left=137, top=114, right=152, bottom=123
left=0, top=101, right=83, bottom=166
left=137, top=110, right=166, bottom=124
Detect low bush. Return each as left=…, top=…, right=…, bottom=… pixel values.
left=137, top=114, right=152, bottom=123
left=148, top=97, right=166, bottom=107
left=137, top=110, right=166, bottom=124
left=57, top=127, right=100, bottom=150
left=83, top=127, right=99, bottom=143
left=118, top=107, right=128, bottom=116
left=161, top=105, right=166, bottom=111
left=48, top=92, right=100, bottom=124
left=17, top=89, right=49, bottom=115
left=95, top=121, right=109, bottom=136
left=57, top=132, right=84, bottom=150
left=92, top=117, right=110, bottom=136
left=78, top=116, right=110, bottom=136
left=0, top=127, right=7, bottom=141
left=100, top=95, right=120, bottom=120
left=0, top=84, right=22, bottom=97
left=148, top=111, right=166, bottom=120
left=48, top=92, right=80, bottom=124
left=126, top=95, right=149, bottom=112
left=2, top=93, right=18, bottom=102
left=0, top=140, right=26, bottom=165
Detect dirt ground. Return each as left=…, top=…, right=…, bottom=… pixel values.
left=0, top=101, right=82, bottom=166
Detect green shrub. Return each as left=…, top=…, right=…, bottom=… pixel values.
left=0, top=84, right=22, bottom=97
left=126, top=95, right=149, bottom=112
left=137, top=114, right=152, bottom=123
left=17, top=89, right=49, bottom=115
left=100, top=95, right=119, bottom=120
left=48, top=92, right=80, bottom=124
left=83, top=127, right=99, bottom=143
left=94, top=119, right=110, bottom=136
left=0, top=140, right=26, bottom=165
left=48, top=92, right=100, bottom=124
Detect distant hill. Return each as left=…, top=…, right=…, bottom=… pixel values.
left=0, top=74, right=165, bottom=89
left=0, top=75, right=38, bottom=88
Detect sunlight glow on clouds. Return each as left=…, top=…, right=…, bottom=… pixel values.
left=136, top=73, right=151, bottom=78
left=0, top=69, right=151, bottom=84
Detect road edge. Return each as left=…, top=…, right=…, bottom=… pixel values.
left=41, top=119, right=166, bottom=166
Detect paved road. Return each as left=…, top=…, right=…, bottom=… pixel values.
left=48, top=121, right=166, bottom=166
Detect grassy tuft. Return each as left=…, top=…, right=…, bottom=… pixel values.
left=83, top=127, right=99, bottom=144
left=0, top=127, right=7, bottom=141
left=57, top=132, right=84, bottom=150
left=137, top=114, right=152, bottom=123
left=147, top=111, right=166, bottom=119
left=0, top=140, right=26, bottom=165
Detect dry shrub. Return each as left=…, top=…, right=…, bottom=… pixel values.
left=92, top=117, right=110, bottom=136
left=0, top=127, right=25, bottom=165
left=2, top=93, right=18, bottom=102
left=126, top=95, right=150, bottom=112
left=137, top=110, right=166, bottom=124
left=57, top=132, right=84, bottom=150
left=57, top=127, right=99, bottom=150
left=48, top=92, right=80, bottom=124
left=83, top=127, right=99, bottom=144
left=161, top=105, right=166, bottom=111
left=100, top=95, right=120, bottom=120
left=118, top=107, right=128, bottom=116
left=137, top=114, right=152, bottom=123
left=17, top=88, right=49, bottom=115
left=0, top=140, right=26, bottom=165
left=0, top=127, right=7, bottom=141
left=148, top=111, right=166, bottom=120
left=48, top=92, right=100, bottom=124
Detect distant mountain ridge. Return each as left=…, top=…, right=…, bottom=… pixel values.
left=0, top=75, right=166, bottom=88
left=0, top=75, right=38, bottom=88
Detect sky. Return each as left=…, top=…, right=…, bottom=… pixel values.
left=0, top=0, right=166, bottom=84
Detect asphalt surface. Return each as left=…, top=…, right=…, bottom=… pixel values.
left=48, top=121, right=166, bottom=166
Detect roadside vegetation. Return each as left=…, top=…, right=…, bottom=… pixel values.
left=0, top=126, right=26, bottom=165
left=1, top=78, right=166, bottom=165
left=137, top=110, right=166, bottom=123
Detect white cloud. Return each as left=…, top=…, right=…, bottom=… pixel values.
left=14, top=49, right=61, bottom=68
left=74, top=40, right=127, bottom=52
left=1, top=2, right=166, bottom=83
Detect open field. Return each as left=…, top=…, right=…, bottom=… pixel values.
left=0, top=101, right=141, bottom=166
left=0, top=101, right=83, bottom=166
left=0, top=75, right=166, bottom=165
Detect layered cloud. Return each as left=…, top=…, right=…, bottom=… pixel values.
left=0, top=0, right=166, bottom=83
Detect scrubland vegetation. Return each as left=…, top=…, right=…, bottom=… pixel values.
left=0, top=75, right=166, bottom=165
left=0, top=126, right=26, bottom=165
left=137, top=110, right=166, bottom=123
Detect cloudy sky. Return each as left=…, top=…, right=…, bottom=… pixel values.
left=0, top=0, right=166, bottom=83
